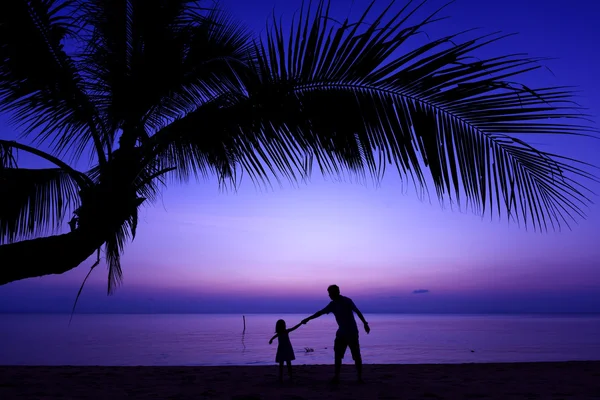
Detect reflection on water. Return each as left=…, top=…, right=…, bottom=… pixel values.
left=1, top=313, right=599, bottom=366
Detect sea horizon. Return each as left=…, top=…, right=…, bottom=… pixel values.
left=2, top=313, right=599, bottom=366
left=2, top=311, right=600, bottom=315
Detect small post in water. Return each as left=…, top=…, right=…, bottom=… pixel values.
left=243, top=315, right=246, bottom=334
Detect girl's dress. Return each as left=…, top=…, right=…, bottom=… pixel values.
left=275, top=331, right=296, bottom=362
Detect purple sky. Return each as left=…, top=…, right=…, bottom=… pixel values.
left=1, top=0, right=599, bottom=313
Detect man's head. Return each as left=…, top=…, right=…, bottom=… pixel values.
left=327, top=284, right=341, bottom=300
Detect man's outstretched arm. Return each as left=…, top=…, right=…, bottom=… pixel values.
left=301, top=307, right=328, bottom=324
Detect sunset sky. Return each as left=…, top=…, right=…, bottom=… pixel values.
left=1, top=0, right=599, bottom=314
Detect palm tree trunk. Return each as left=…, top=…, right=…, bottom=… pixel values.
left=0, top=230, right=105, bottom=285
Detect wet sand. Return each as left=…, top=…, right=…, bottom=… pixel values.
left=1, top=362, right=599, bottom=399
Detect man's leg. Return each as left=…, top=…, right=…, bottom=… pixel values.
left=332, top=336, right=347, bottom=383
left=349, top=337, right=363, bottom=382
left=333, top=356, right=342, bottom=382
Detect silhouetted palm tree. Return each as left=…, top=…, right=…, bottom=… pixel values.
left=0, top=0, right=596, bottom=291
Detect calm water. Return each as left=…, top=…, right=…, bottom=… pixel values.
left=1, top=314, right=599, bottom=366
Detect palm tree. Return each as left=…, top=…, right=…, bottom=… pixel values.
left=0, top=0, right=596, bottom=292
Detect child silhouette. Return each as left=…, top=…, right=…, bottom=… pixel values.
left=269, top=319, right=303, bottom=382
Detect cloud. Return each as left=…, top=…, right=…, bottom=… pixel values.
left=412, top=289, right=430, bottom=294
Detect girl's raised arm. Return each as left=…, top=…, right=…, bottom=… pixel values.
left=287, top=322, right=303, bottom=333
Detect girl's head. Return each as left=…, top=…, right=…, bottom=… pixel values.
left=275, top=319, right=286, bottom=334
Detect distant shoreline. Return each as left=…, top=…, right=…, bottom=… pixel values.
left=2, top=311, right=600, bottom=315
left=2, top=362, right=599, bottom=399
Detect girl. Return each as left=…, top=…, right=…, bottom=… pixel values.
left=268, top=319, right=303, bottom=382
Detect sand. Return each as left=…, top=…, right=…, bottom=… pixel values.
left=1, top=362, right=599, bottom=399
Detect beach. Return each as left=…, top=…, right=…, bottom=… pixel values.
left=1, top=362, right=599, bottom=399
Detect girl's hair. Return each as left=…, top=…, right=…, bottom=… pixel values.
left=275, top=319, right=286, bottom=334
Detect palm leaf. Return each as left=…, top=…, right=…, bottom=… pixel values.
left=147, top=93, right=243, bottom=189
left=146, top=5, right=253, bottom=132
left=0, top=0, right=107, bottom=164
left=103, top=196, right=144, bottom=294
left=0, top=167, right=82, bottom=244
left=0, top=139, right=92, bottom=244
left=0, top=139, right=94, bottom=188
left=0, top=140, right=18, bottom=169
left=75, top=0, right=252, bottom=149
left=153, top=0, right=598, bottom=232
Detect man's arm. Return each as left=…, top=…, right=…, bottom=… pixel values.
left=301, top=306, right=329, bottom=324
left=351, top=300, right=370, bottom=333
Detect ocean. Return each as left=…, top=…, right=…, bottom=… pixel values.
left=1, top=314, right=599, bottom=366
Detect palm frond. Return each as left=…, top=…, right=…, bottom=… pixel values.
left=0, top=0, right=108, bottom=164
left=0, top=167, right=82, bottom=244
left=0, top=140, right=18, bottom=169
left=249, top=0, right=599, bottom=231
left=0, top=139, right=92, bottom=244
left=0, top=139, right=94, bottom=188
left=104, top=231, right=124, bottom=295
left=75, top=0, right=252, bottom=149
left=86, top=158, right=171, bottom=205
left=147, top=93, right=242, bottom=188
left=155, top=0, right=598, bottom=231
left=144, top=5, right=253, bottom=133
left=103, top=196, right=144, bottom=294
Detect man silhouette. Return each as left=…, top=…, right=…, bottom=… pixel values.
left=301, top=284, right=370, bottom=383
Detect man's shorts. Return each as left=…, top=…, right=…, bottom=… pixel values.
left=334, top=334, right=361, bottom=361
